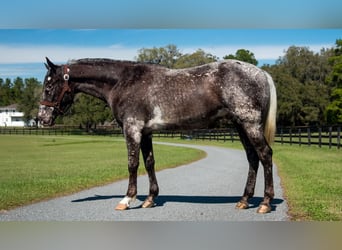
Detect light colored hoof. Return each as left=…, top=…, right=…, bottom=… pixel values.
left=115, top=195, right=136, bottom=210
left=115, top=203, right=129, bottom=211
left=142, top=199, right=155, bottom=208
left=257, top=204, right=271, bottom=214
left=235, top=201, right=249, bottom=210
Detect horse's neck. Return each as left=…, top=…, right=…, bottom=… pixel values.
left=74, top=82, right=107, bottom=101
left=71, top=63, right=119, bottom=102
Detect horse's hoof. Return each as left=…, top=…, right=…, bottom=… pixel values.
left=257, top=204, right=271, bottom=214
left=115, top=203, right=129, bottom=210
left=142, top=199, right=155, bottom=208
left=235, top=201, right=249, bottom=210
left=115, top=196, right=136, bottom=210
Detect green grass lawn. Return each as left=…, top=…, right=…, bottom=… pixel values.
left=274, top=145, right=342, bottom=221
left=154, top=138, right=342, bottom=221
left=0, top=135, right=205, bottom=211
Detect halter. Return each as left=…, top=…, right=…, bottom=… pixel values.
left=40, top=65, right=72, bottom=114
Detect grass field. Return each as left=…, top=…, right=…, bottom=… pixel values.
left=0, top=135, right=205, bottom=211
left=155, top=138, right=342, bottom=221
left=274, top=145, right=342, bottom=221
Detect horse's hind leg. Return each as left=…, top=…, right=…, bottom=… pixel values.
left=237, top=123, right=274, bottom=213
left=235, top=124, right=260, bottom=210
left=140, top=133, right=159, bottom=208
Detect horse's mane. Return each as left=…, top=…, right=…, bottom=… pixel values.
left=67, top=58, right=172, bottom=72
left=68, top=58, right=138, bottom=65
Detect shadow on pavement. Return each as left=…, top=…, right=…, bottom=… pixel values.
left=72, top=194, right=283, bottom=211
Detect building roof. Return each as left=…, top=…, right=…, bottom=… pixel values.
left=0, top=104, right=19, bottom=110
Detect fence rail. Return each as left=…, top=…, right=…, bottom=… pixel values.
left=0, top=125, right=341, bottom=149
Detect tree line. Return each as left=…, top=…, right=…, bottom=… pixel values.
left=0, top=39, right=341, bottom=128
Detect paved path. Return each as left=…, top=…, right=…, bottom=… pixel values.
left=0, top=142, right=288, bottom=221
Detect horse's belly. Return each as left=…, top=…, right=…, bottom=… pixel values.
left=145, top=106, right=228, bottom=130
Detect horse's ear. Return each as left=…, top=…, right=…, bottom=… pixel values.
left=45, top=57, right=57, bottom=71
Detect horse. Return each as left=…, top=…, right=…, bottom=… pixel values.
left=38, top=57, right=277, bottom=214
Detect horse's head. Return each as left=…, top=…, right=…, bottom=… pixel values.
left=38, top=57, right=74, bottom=126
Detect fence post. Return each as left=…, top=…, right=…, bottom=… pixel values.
left=329, top=126, right=332, bottom=149
left=307, top=127, right=311, bottom=147
left=289, top=128, right=292, bottom=145
left=280, top=128, right=283, bottom=145
left=318, top=127, right=322, bottom=148
left=298, top=128, right=301, bottom=146
left=230, top=128, right=234, bottom=143
left=337, top=126, right=341, bottom=149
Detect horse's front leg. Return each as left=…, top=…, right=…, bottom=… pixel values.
left=115, top=119, right=143, bottom=210
left=141, top=133, right=159, bottom=208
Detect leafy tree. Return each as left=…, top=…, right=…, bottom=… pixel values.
left=61, top=94, right=113, bottom=131
left=12, top=77, right=24, bottom=103
left=173, top=49, right=218, bottom=69
left=277, top=46, right=333, bottom=85
left=326, top=39, right=342, bottom=88
left=18, top=78, right=42, bottom=125
left=264, top=65, right=303, bottom=126
left=0, top=78, right=13, bottom=106
left=136, top=44, right=181, bottom=68
left=0, top=78, right=4, bottom=106
left=263, top=45, right=332, bottom=126
left=224, top=49, right=258, bottom=66
left=325, top=88, right=342, bottom=124
left=136, top=45, right=218, bottom=69
left=325, top=39, right=342, bottom=124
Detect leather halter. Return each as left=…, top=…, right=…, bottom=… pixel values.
left=40, top=65, right=72, bottom=114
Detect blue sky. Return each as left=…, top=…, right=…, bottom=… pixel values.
left=0, top=0, right=341, bottom=81
left=0, top=29, right=341, bottom=81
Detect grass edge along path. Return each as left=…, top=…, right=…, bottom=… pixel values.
left=0, top=135, right=206, bottom=211
left=274, top=145, right=341, bottom=221
left=155, top=138, right=342, bottom=221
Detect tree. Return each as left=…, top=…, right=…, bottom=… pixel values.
left=262, top=45, right=332, bottom=126
left=0, top=78, right=4, bottom=106
left=325, top=88, right=342, bottom=124
left=12, top=77, right=24, bottom=104
left=277, top=46, right=332, bottom=85
left=0, top=78, right=13, bottom=106
left=173, top=49, right=218, bottom=69
left=18, top=78, right=42, bottom=125
left=136, top=45, right=218, bottom=69
left=136, top=44, right=181, bottom=68
left=224, top=49, right=258, bottom=66
left=326, top=39, right=342, bottom=88
left=325, top=39, right=342, bottom=124
left=264, top=65, right=303, bottom=126
left=61, top=94, right=113, bottom=131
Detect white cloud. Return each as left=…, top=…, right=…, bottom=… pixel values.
left=0, top=42, right=334, bottom=80
left=0, top=44, right=139, bottom=64
left=0, top=43, right=334, bottom=64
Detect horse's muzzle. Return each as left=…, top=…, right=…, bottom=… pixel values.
left=38, top=105, right=55, bottom=126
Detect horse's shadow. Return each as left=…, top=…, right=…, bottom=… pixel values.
left=72, top=194, right=284, bottom=211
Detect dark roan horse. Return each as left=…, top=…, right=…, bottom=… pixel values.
left=38, top=57, right=277, bottom=214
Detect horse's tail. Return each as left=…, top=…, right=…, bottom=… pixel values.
left=264, top=72, right=277, bottom=145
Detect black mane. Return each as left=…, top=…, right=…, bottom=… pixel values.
left=69, top=58, right=165, bottom=69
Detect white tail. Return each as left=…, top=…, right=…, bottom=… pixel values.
left=264, top=72, right=277, bottom=145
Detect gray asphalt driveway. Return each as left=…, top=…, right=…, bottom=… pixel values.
left=0, top=142, right=288, bottom=221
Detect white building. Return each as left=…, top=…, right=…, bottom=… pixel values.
left=0, top=104, right=25, bottom=127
